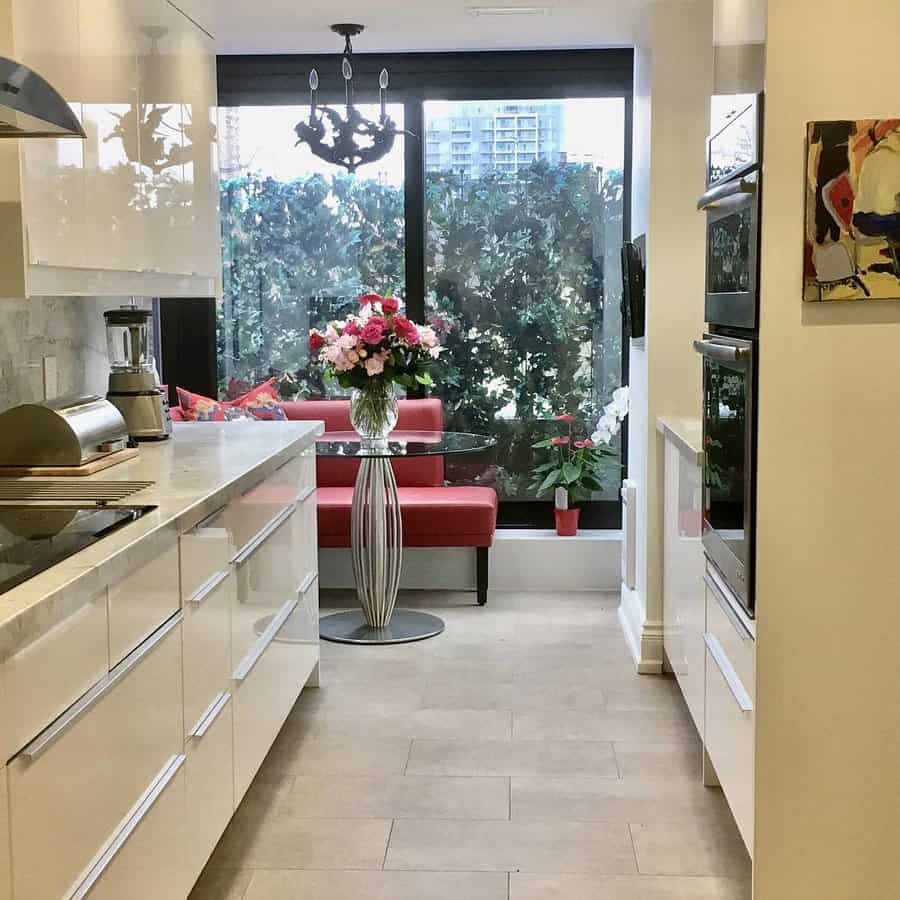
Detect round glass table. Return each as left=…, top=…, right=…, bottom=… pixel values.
left=316, top=431, right=496, bottom=645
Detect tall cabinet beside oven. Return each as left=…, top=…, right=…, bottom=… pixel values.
left=691, top=93, right=763, bottom=857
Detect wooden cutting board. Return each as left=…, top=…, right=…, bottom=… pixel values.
left=0, top=447, right=139, bottom=477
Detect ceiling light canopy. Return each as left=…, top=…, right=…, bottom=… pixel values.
left=294, top=24, right=414, bottom=174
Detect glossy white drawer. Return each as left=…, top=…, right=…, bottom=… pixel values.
left=108, top=531, right=180, bottom=666
left=181, top=510, right=233, bottom=602
left=704, top=577, right=755, bottom=856
left=74, top=755, right=190, bottom=900
left=291, top=483, right=318, bottom=586
left=232, top=503, right=302, bottom=669
left=233, top=576, right=320, bottom=803
left=273, top=447, right=316, bottom=497
left=183, top=568, right=234, bottom=737
left=705, top=574, right=755, bottom=703
left=185, top=691, right=234, bottom=887
left=8, top=617, right=184, bottom=900
left=0, top=588, right=108, bottom=762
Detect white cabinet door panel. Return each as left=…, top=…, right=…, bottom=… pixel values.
left=7, top=618, right=183, bottom=900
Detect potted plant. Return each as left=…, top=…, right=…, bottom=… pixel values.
left=309, top=293, right=442, bottom=447
left=531, top=387, right=630, bottom=536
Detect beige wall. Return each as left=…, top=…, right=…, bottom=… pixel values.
left=622, top=0, right=712, bottom=670
left=754, top=2, right=900, bottom=897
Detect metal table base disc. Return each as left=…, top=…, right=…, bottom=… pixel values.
left=320, top=610, right=445, bottom=645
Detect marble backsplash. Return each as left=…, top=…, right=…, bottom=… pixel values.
left=0, top=296, right=152, bottom=411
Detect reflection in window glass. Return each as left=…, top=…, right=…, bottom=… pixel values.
left=217, top=104, right=405, bottom=399
left=424, top=99, right=626, bottom=503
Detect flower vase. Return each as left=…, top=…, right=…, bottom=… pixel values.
left=554, top=507, right=580, bottom=537
left=350, top=382, right=399, bottom=449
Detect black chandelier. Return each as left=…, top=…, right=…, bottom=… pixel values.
left=294, top=24, right=413, bottom=174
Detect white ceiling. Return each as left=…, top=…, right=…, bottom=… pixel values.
left=212, top=0, right=653, bottom=55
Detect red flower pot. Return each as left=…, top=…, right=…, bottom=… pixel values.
left=554, top=507, right=580, bottom=537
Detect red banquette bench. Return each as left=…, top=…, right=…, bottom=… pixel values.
left=173, top=398, right=497, bottom=604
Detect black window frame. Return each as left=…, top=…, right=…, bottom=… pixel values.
left=216, top=49, right=633, bottom=530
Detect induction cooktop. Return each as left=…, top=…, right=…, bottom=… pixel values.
left=0, top=504, right=154, bottom=596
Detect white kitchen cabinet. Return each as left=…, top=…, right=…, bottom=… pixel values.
left=0, top=585, right=108, bottom=763
left=185, top=692, right=234, bottom=885
left=233, top=576, right=320, bottom=802
left=80, top=755, right=190, bottom=900
left=0, top=0, right=220, bottom=297
left=7, top=615, right=184, bottom=900
left=107, top=528, right=180, bottom=666
left=179, top=8, right=221, bottom=280
left=12, top=0, right=85, bottom=270
left=0, top=766, right=10, bottom=900
left=704, top=568, right=755, bottom=855
left=168, top=0, right=215, bottom=37
left=661, top=428, right=706, bottom=736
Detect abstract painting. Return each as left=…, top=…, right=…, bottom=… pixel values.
left=804, top=119, right=900, bottom=301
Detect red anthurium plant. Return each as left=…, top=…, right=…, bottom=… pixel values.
left=530, top=388, right=630, bottom=506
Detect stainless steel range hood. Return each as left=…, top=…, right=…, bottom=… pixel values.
left=0, top=56, right=85, bottom=139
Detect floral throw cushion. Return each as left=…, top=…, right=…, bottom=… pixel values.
left=176, top=378, right=286, bottom=422
left=176, top=387, right=253, bottom=422
left=231, top=378, right=287, bottom=421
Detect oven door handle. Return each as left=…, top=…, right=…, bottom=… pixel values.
left=693, top=340, right=751, bottom=363
left=697, top=175, right=756, bottom=210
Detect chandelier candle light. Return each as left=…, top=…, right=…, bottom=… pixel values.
left=295, top=24, right=414, bottom=174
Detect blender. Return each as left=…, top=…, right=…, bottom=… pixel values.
left=103, top=304, right=172, bottom=441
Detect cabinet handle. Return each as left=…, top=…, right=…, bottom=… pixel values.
left=299, top=484, right=315, bottom=504
left=299, top=571, right=318, bottom=596
left=65, top=754, right=186, bottom=900
left=189, top=569, right=230, bottom=606
left=231, top=505, right=296, bottom=565
left=18, top=612, right=183, bottom=762
left=232, top=595, right=299, bottom=682
left=704, top=572, right=754, bottom=641
left=704, top=632, right=754, bottom=713
left=189, top=691, right=231, bottom=738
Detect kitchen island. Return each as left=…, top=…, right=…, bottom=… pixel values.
left=0, top=421, right=322, bottom=900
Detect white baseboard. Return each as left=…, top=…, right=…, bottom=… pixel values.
left=319, top=529, right=623, bottom=593
left=618, top=583, right=665, bottom=674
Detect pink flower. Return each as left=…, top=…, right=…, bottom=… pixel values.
left=337, top=333, right=358, bottom=351
left=365, top=351, right=390, bottom=376
left=381, top=296, right=400, bottom=315
left=360, top=317, right=387, bottom=345
left=551, top=437, right=570, bottom=446
left=392, top=315, right=420, bottom=345
left=574, top=440, right=595, bottom=449
left=360, top=292, right=383, bottom=308
left=344, top=320, right=361, bottom=336
left=308, top=331, right=325, bottom=352
left=554, top=414, right=576, bottom=424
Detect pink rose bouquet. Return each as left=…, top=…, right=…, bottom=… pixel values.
left=308, top=293, right=441, bottom=391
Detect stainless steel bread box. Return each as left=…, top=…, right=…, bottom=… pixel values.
left=0, top=396, right=129, bottom=467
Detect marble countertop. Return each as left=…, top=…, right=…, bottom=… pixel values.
left=656, top=415, right=704, bottom=465
left=0, top=420, right=323, bottom=660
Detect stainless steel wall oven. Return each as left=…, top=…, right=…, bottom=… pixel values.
left=695, top=93, right=763, bottom=617
left=693, top=333, right=756, bottom=616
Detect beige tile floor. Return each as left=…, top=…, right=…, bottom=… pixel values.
left=190, top=590, right=752, bottom=900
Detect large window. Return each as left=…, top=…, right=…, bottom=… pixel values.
left=218, top=104, right=406, bottom=399
left=424, top=99, right=626, bottom=511
left=216, top=51, right=633, bottom=526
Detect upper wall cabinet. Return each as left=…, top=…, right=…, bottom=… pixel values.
left=0, top=0, right=220, bottom=297
left=167, top=0, right=214, bottom=38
